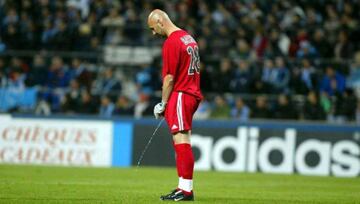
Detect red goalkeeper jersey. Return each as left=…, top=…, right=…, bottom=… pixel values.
left=162, top=30, right=203, bottom=100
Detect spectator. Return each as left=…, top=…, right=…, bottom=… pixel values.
left=101, top=7, right=124, bottom=28
left=296, top=41, right=318, bottom=60
left=334, top=30, right=353, bottom=60
left=133, top=92, right=152, bottom=118
left=89, top=37, right=101, bottom=53
left=210, top=95, right=230, bottom=119
left=265, top=29, right=284, bottom=57
left=230, top=97, right=250, bottom=122
left=42, top=56, right=71, bottom=111
left=199, top=27, right=214, bottom=57
left=303, top=91, right=326, bottom=120
left=26, top=55, right=47, bottom=87
left=93, top=68, right=122, bottom=97
left=7, top=57, right=27, bottom=90
left=324, top=5, right=340, bottom=39
left=304, top=7, right=322, bottom=35
left=272, top=57, right=290, bottom=93
left=199, top=62, right=213, bottom=93
left=19, top=12, right=38, bottom=49
left=212, top=25, right=232, bottom=58
left=135, top=64, right=157, bottom=95
left=311, top=29, right=332, bottom=58
left=52, top=20, right=73, bottom=50
left=0, top=37, right=6, bottom=52
left=251, top=28, right=268, bottom=59
left=0, top=58, right=8, bottom=87
left=41, top=21, right=57, bottom=49
left=78, top=90, right=97, bottom=114
left=229, top=39, right=250, bottom=60
left=115, top=95, right=134, bottom=116
left=70, top=58, right=92, bottom=90
left=123, top=9, right=143, bottom=45
left=75, top=21, right=92, bottom=51
left=101, top=7, right=124, bottom=45
left=46, top=56, right=71, bottom=88
left=273, top=94, right=298, bottom=120
left=293, top=59, right=317, bottom=94
left=9, top=57, right=29, bottom=74
left=66, top=3, right=83, bottom=29
left=8, top=68, right=25, bottom=90
left=320, top=66, right=346, bottom=96
left=261, top=59, right=275, bottom=85
left=251, top=78, right=271, bottom=94
left=99, top=95, right=115, bottom=117
left=61, top=80, right=81, bottom=113
left=194, top=99, right=211, bottom=120
left=3, top=24, right=21, bottom=49
left=211, top=3, right=229, bottom=25
left=197, top=37, right=211, bottom=62
left=347, top=51, right=360, bottom=98
left=262, top=57, right=290, bottom=93
left=356, top=100, right=360, bottom=124
left=213, top=58, right=232, bottom=92
left=230, top=60, right=252, bottom=93
left=333, top=89, right=357, bottom=123
left=251, top=95, right=271, bottom=119
left=2, top=8, right=18, bottom=26
left=319, top=92, right=332, bottom=119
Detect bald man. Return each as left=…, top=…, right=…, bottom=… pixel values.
left=148, top=9, right=202, bottom=201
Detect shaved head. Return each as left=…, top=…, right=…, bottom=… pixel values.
left=147, top=9, right=169, bottom=26
left=147, top=9, right=179, bottom=37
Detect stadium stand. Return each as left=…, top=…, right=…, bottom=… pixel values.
left=0, top=0, right=359, bottom=123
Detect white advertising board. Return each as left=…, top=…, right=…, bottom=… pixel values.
left=0, top=118, right=113, bottom=167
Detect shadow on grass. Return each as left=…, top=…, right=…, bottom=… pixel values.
left=198, top=196, right=328, bottom=204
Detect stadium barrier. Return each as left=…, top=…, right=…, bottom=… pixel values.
left=1, top=115, right=359, bottom=177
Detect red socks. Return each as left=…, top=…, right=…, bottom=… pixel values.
left=174, top=143, right=194, bottom=194
left=174, top=143, right=194, bottom=179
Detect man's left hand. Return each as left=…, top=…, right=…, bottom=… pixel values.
left=153, top=102, right=166, bottom=119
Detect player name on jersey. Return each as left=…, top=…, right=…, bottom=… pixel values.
left=180, top=35, right=196, bottom=45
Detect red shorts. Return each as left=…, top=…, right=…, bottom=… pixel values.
left=165, top=92, right=200, bottom=134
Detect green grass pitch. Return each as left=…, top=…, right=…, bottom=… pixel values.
left=0, top=165, right=360, bottom=203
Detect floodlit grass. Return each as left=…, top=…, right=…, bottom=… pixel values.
left=0, top=165, right=359, bottom=203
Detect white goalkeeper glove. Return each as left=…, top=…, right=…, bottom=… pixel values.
left=153, top=101, right=166, bottom=119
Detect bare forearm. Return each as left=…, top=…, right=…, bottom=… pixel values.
left=162, top=74, right=174, bottom=103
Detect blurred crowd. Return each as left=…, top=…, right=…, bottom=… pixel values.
left=0, top=0, right=360, bottom=123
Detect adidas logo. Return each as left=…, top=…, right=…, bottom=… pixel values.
left=172, top=124, right=178, bottom=130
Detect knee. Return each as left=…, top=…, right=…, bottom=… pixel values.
left=173, top=131, right=190, bottom=144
